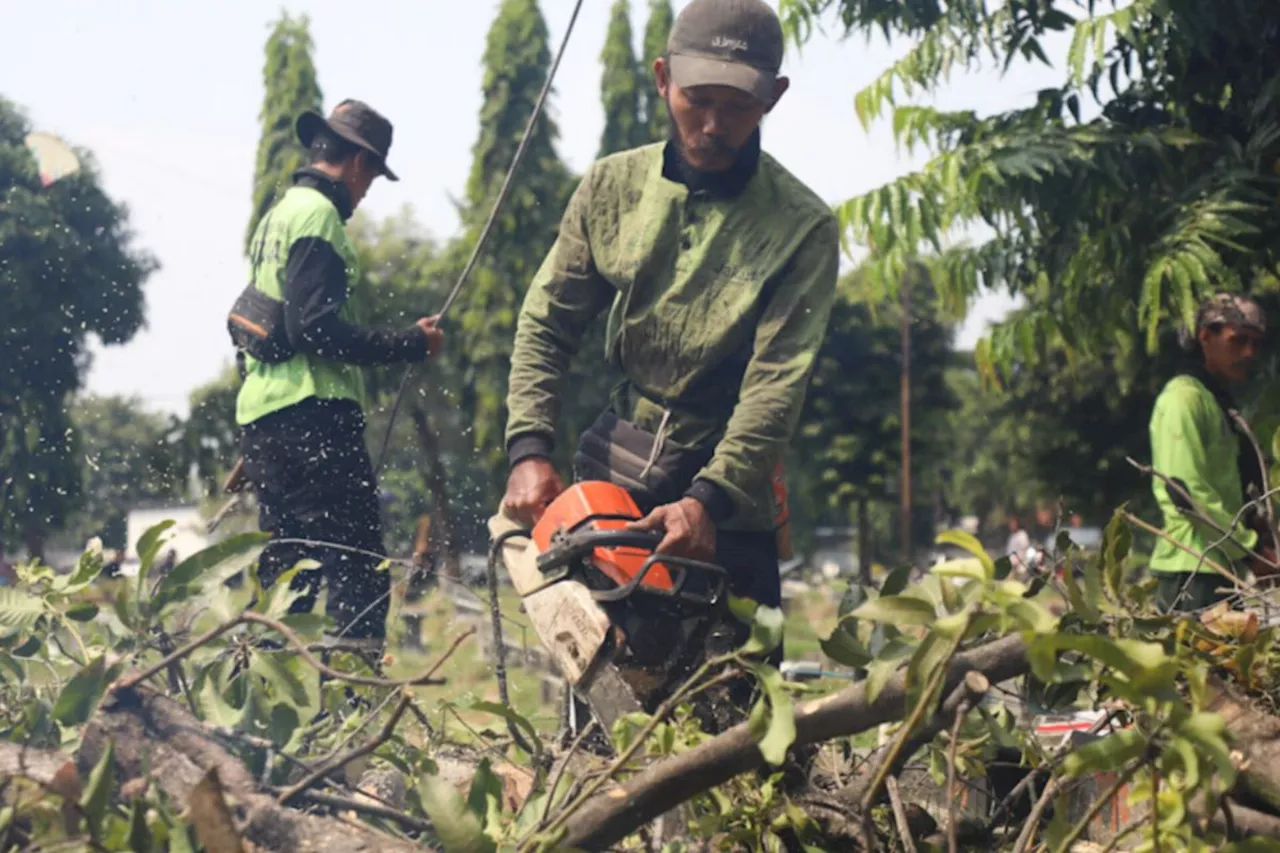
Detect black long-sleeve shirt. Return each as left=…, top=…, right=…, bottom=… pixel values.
left=282, top=169, right=428, bottom=366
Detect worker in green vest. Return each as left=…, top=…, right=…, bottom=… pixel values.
left=228, top=100, right=444, bottom=643
left=1149, top=293, right=1276, bottom=611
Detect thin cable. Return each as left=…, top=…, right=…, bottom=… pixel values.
left=372, top=0, right=588, bottom=476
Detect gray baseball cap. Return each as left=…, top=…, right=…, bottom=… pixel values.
left=667, top=0, right=785, bottom=105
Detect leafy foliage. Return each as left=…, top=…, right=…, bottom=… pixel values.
left=599, top=0, right=646, bottom=157
left=245, top=11, right=323, bottom=254
left=69, top=395, right=188, bottom=550
left=451, top=0, right=577, bottom=487
left=640, top=0, right=675, bottom=142
left=0, top=97, right=157, bottom=557
left=793, top=260, right=957, bottom=565
left=778, top=0, right=1280, bottom=368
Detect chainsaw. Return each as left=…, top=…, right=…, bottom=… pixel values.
left=487, top=481, right=744, bottom=738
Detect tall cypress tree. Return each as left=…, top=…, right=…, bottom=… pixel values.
left=598, top=0, right=644, bottom=156
left=245, top=12, right=323, bottom=253
left=454, top=0, right=575, bottom=485
left=640, top=0, right=674, bottom=142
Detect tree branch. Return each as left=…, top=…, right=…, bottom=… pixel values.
left=556, top=634, right=1030, bottom=850
left=277, top=691, right=415, bottom=806
left=111, top=613, right=469, bottom=694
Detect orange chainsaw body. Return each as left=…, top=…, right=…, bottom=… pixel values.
left=531, top=481, right=675, bottom=591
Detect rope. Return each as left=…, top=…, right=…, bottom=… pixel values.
left=372, top=0, right=588, bottom=476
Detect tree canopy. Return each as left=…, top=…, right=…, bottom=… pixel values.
left=599, top=0, right=646, bottom=157
left=778, top=0, right=1280, bottom=371
left=0, top=98, right=157, bottom=556
left=245, top=11, right=323, bottom=254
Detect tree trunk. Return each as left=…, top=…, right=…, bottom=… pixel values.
left=80, top=687, right=434, bottom=853
left=408, top=401, right=460, bottom=582
left=22, top=528, right=45, bottom=563
left=857, top=498, right=872, bottom=586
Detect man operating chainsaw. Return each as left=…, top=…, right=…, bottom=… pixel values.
left=227, top=100, right=444, bottom=644
left=500, top=0, right=838, bottom=724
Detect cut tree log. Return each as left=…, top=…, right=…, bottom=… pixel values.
left=557, top=634, right=1030, bottom=850
left=1204, top=677, right=1280, bottom=814
left=79, top=686, right=435, bottom=853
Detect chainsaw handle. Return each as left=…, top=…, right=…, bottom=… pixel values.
left=592, top=552, right=729, bottom=606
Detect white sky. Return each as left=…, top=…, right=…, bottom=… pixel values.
left=3, top=0, right=1063, bottom=415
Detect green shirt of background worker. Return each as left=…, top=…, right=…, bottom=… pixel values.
left=1149, top=293, right=1277, bottom=611
left=501, top=0, right=839, bottom=615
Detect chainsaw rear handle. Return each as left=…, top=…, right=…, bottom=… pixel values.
left=535, top=527, right=667, bottom=571
left=537, top=525, right=729, bottom=607
left=591, top=551, right=729, bottom=607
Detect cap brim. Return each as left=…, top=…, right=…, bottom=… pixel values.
left=668, top=53, right=776, bottom=104
left=294, top=110, right=400, bottom=182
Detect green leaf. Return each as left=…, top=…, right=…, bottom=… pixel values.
left=728, top=595, right=759, bottom=626
left=198, top=661, right=247, bottom=727
left=0, top=588, right=47, bottom=634
left=1008, top=600, right=1057, bottom=634
left=250, top=652, right=309, bottom=708
left=80, top=740, right=115, bottom=840
left=127, top=795, right=153, bottom=853
left=743, top=605, right=785, bottom=656
left=1101, top=511, right=1132, bottom=600
left=470, top=700, right=541, bottom=761
left=65, top=602, right=99, bottom=623
left=880, top=565, right=913, bottom=597
left=745, top=662, right=796, bottom=766
left=155, top=532, right=269, bottom=612
left=1221, top=840, right=1280, bottom=853
left=932, top=559, right=987, bottom=583
left=419, top=775, right=497, bottom=853
left=838, top=582, right=868, bottom=618
left=53, top=656, right=111, bottom=726
left=136, top=521, right=175, bottom=574
left=866, top=657, right=900, bottom=704
left=853, top=595, right=937, bottom=626
left=935, top=530, right=994, bottom=577
left=1061, top=560, right=1098, bottom=622
left=280, top=612, right=329, bottom=638
left=1062, top=729, right=1146, bottom=776
left=62, top=548, right=104, bottom=595
left=267, top=702, right=300, bottom=749
left=821, top=621, right=872, bottom=668
left=261, top=559, right=320, bottom=620
left=467, top=758, right=504, bottom=834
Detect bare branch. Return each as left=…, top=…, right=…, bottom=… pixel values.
left=276, top=691, right=415, bottom=806
left=886, top=776, right=919, bottom=853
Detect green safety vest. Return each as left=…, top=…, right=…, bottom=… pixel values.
left=235, top=185, right=368, bottom=426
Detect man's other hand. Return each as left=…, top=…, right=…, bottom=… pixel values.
left=626, top=497, right=716, bottom=562
left=415, top=315, right=445, bottom=359
left=502, top=458, right=564, bottom=526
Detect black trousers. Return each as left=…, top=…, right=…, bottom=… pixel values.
left=241, top=398, right=389, bottom=640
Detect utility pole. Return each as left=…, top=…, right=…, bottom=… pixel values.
left=899, top=272, right=912, bottom=562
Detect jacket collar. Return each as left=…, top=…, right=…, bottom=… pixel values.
left=661, top=128, right=761, bottom=198
left=292, top=166, right=354, bottom=221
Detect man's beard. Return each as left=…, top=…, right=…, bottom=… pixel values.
left=665, top=98, right=737, bottom=164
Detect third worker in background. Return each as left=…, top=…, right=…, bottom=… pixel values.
left=501, top=0, right=839, bottom=637
left=229, top=100, right=444, bottom=645
left=1149, top=293, right=1276, bottom=611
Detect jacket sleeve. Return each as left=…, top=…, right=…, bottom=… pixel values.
left=282, top=237, right=429, bottom=366
left=689, top=215, right=840, bottom=523
left=504, top=170, right=615, bottom=465
left=1152, top=386, right=1258, bottom=559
